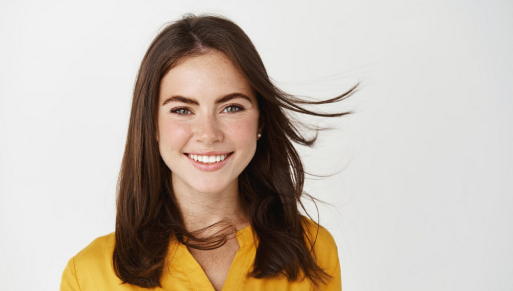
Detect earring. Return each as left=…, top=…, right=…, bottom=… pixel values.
left=257, top=133, right=262, bottom=138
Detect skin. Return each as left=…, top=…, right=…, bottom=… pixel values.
left=157, top=50, right=261, bottom=291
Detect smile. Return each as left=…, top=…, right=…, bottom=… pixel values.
left=184, top=152, right=234, bottom=172
left=186, top=153, right=230, bottom=164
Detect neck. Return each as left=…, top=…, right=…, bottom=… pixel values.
left=172, top=177, right=248, bottom=233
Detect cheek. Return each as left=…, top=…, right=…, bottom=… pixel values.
left=223, top=116, right=259, bottom=150
left=158, top=120, right=191, bottom=152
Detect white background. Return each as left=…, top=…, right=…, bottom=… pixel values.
left=1, top=0, right=512, bottom=290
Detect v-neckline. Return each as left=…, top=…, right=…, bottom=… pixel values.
left=172, top=225, right=255, bottom=291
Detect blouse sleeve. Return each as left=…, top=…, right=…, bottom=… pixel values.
left=303, top=217, right=342, bottom=291
left=60, top=257, right=81, bottom=291
left=324, top=260, right=342, bottom=291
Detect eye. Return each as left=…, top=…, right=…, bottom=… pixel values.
left=222, top=105, right=244, bottom=113
left=171, top=107, right=192, bottom=115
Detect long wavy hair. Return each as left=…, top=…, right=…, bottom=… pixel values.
left=113, top=14, right=358, bottom=288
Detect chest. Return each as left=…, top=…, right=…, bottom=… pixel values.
left=187, top=238, right=240, bottom=291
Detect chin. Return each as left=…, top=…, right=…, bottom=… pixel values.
left=169, top=165, right=240, bottom=196
left=191, top=181, right=233, bottom=195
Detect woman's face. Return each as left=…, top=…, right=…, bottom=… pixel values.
left=157, top=50, right=260, bottom=196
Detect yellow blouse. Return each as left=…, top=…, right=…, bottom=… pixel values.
left=60, top=220, right=341, bottom=291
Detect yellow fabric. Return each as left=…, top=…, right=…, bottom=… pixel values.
left=60, top=219, right=341, bottom=291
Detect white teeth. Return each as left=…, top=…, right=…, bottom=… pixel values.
left=188, top=154, right=228, bottom=164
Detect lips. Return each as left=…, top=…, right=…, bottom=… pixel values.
left=184, top=152, right=234, bottom=171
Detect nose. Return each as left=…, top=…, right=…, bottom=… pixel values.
left=194, top=114, right=223, bottom=144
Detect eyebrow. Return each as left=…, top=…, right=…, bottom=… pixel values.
left=161, top=93, right=253, bottom=106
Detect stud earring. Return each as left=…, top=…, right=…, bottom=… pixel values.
left=257, top=133, right=262, bottom=138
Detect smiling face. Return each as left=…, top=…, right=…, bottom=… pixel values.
left=157, top=50, right=260, bottom=197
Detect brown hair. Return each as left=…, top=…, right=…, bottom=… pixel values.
left=113, top=14, right=358, bottom=288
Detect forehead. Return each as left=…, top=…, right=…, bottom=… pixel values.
left=159, top=50, right=255, bottom=103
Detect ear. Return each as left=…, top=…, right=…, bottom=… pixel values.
left=258, top=116, right=265, bottom=136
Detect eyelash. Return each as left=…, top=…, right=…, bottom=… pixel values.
left=222, top=104, right=244, bottom=113
left=170, top=104, right=245, bottom=115
left=171, top=107, right=192, bottom=115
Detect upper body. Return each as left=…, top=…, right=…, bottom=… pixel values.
left=61, top=14, right=355, bottom=291
left=60, top=218, right=341, bottom=291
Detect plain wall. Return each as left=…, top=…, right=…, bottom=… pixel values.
left=0, top=0, right=512, bottom=290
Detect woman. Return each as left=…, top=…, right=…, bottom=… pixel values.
left=60, top=14, right=357, bottom=291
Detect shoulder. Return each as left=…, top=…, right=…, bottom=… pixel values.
left=301, top=217, right=340, bottom=276
left=301, top=216, right=338, bottom=251
left=60, top=233, right=123, bottom=291
left=73, top=232, right=116, bottom=269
